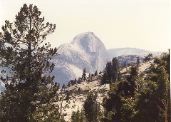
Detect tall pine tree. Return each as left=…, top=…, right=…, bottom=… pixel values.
left=112, top=57, right=119, bottom=81
left=82, top=68, right=86, bottom=81
left=0, top=4, right=61, bottom=121
left=83, top=93, right=99, bottom=122
left=101, top=58, right=119, bottom=85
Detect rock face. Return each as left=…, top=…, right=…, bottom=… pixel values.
left=51, top=32, right=109, bottom=84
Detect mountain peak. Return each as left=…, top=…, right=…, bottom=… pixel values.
left=71, top=32, right=105, bottom=53
left=51, top=32, right=109, bottom=84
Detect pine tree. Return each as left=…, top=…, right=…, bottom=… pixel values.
left=101, top=58, right=119, bottom=85
left=153, top=57, right=170, bottom=122
left=82, top=68, right=86, bottom=81
left=101, top=62, right=112, bottom=84
left=94, top=70, right=98, bottom=76
left=112, top=58, right=119, bottom=81
left=0, top=4, right=60, bottom=121
left=135, top=53, right=170, bottom=122
left=101, top=72, right=108, bottom=85
left=134, top=80, right=160, bottom=122
left=157, top=66, right=169, bottom=122
left=83, top=93, right=99, bottom=122
left=120, top=97, right=136, bottom=122
left=106, top=62, right=113, bottom=82
left=102, top=91, right=122, bottom=122
left=127, top=66, right=138, bottom=97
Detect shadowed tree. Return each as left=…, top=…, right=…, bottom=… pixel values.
left=83, top=93, right=99, bottom=122
left=82, top=68, right=86, bottom=81
left=0, top=4, right=63, bottom=121
left=127, top=66, right=138, bottom=97
left=112, top=58, right=119, bottom=81
left=101, top=58, right=119, bottom=85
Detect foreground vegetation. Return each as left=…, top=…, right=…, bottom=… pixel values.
left=0, top=4, right=170, bottom=122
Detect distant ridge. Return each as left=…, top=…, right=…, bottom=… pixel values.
left=108, top=47, right=160, bottom=60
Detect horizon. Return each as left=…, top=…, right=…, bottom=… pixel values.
left=0, top=0, right=170, bottom=52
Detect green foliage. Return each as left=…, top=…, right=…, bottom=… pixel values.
left=102, top=52, right=170, bottom=122
left=134, top=80, right=161, bottom=122
left=102, top=59, right=137, bottom=122
left=82, top=68, right=86, bottom=81
left=127, top=66, right=138, bottom=97
left=103, top=90, right=122, bottom=122
left=0, top=4, right=61, bottom=121
left=83, top=93, right=99, bottom=122
left=32, top=103, right=65, bottom=122
left=101, top=58, right=119, bottom=85
left=120, top=97, right=136, bottom=122
left=112, top=58, right=119, bottom=81
left=101, top=71, right=110, bottom=84
left=134, top=52, right=170, bottom=122
left=71, top=110, right=85, bottom=122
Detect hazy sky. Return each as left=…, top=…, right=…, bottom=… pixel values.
left=0, top=0, right=170, bottom=51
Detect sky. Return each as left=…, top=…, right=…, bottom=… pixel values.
left=0, top=0, right=170, bottom=51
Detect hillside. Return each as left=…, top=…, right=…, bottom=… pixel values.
left=56, top=59, right=153, bottom=122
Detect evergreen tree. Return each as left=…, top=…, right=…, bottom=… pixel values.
left=120, top=97, right=136, bottom=122
left=103, top=91, right=122, bottom=122
left=134, top=80, right=160, bottom=122
left=135, top=53, right=170, bottom=122
left=127, top=66, right=138, bottom=97
left=83, top=93, right=99, bottom=122
left=101, top=62, right=113, bottom=84
left=0, top=4, right=61, bottom=121
left=117, top=81, right=130, bottom=97
left=101, top=71, right=109, bottom=85
left=112, top=58, right=119, bottom=81
left=106, top=62, right=113, bottom=82
left=101, top=58, right=119, bottom=85
left=152, top=54, right=170, bottom=121
left=94, top=70, right=98, bottom=76
left=82, top=68, right=86, bottom=81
